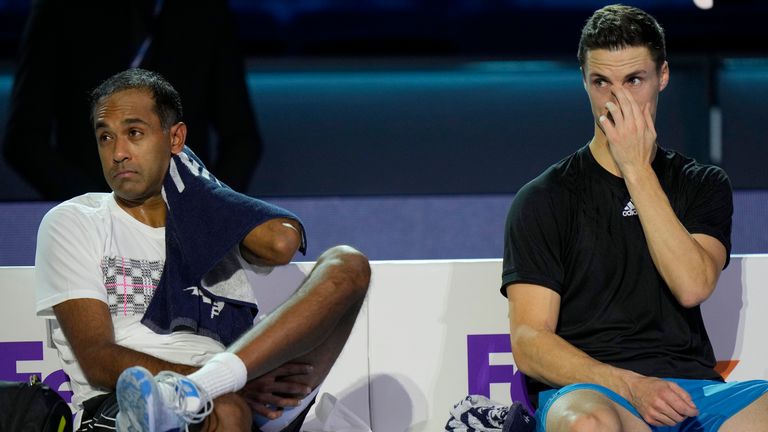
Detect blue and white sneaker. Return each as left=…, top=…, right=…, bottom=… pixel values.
left=115, top=366, right=213, bottom=432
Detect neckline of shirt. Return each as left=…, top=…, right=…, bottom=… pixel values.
left=581, top=143, right=667, bottom=190
left=107, top=193, right=166, bottom=239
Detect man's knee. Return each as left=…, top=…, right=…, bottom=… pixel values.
left=317, top=245, right=371, bottom=291
left=565, top=411, right=621, bottom=432
left=547, top=391, right=623, bottom=432
left=549, top=409, right=623, bottom=432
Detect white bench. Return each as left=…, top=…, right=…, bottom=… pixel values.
left=1, top=257, right=766, bottom=430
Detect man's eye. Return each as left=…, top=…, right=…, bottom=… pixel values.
left=129, top=129, right=143, bottom=137
left=594, top=79, right=607, bottom=87
left=99, top=134, right=112, bottom=143
left=628, top=77, right=642, bottom=86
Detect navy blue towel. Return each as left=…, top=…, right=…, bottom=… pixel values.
left=141, top=147, right=306, bottom=346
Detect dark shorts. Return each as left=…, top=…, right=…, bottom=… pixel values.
left=536, top=379, right=768, bottom=432
left=78, top=393, right=118, bottom=431
left=78, top=392, right=316, bottom=432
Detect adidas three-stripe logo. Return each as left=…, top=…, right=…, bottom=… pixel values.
left=622, top=200, right=637, bottom=217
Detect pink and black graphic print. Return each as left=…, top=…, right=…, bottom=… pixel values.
left=101, top=256, right=163, bottom=317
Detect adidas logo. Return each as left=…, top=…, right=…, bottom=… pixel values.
left=622, top=200, right=638, bottom=217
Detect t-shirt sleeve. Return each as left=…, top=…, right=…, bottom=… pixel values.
left=681, top=166, right=733, bottom=268
left=501, top=181, right=566, bottom=297
left=35, top=206, right=107, bottom=317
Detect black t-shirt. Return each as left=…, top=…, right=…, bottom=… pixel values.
left=501, top=144, right=732, bottom=402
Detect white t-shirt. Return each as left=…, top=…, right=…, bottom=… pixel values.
left=34, top=193, right=229, bottom=412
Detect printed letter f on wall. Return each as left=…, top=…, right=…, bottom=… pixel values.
left=467, top=334, right=533, bottom=413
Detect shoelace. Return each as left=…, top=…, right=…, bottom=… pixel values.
left=156, top=371, right=214, bottom=426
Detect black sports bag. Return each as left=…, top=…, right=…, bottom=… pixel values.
left=0, top=376, right=72, bottom=432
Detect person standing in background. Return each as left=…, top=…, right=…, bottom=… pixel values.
left=3, top=0, right=261, bottom=199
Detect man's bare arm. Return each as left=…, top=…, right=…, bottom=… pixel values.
left=54, top=298, right=197, bottom=390
left=507, top=282, right=698, bottom=426
left=624, top=167, right=726, bottom=307
left=601, top=87, right=727, bottom=307
left=239, top=218, right=302, bottom=266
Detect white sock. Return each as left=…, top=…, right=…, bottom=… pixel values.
left=185, top=352, right=248, bottom=408
left=155, top=352, right=247, bottom=414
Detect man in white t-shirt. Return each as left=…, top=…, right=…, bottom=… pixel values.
left=35, top=68, right=370, bottom=431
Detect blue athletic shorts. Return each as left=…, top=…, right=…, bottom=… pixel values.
left=536, top=378, right=768, bottom=432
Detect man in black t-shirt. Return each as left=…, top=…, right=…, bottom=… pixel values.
left=501, top=5, right=768, bottom=432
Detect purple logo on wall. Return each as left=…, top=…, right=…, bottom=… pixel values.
left=467, top=334, right=533, bottom=413
left=5, top=334, right=538, bottom=411
left=0, top=341, right=72, bottom=403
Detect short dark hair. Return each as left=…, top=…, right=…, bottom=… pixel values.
left=578, top=4, right=666, bottom=71
left=90, top=68, right=183, bottom=130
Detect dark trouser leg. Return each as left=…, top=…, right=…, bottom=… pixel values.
left=78, top=393, right=118, bottom=431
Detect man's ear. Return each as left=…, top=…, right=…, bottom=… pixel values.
left=169, top=122, right=187, bottom=155
left=581, top=66, right=588, bottom=91
left=659, top=61, right=670, bottom=92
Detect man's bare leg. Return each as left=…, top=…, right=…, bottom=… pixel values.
left=234, top=245, right=369, bottom=424
left=229, top=244, right=370, bottom=380
left=236, top=292, right=366, bottom=429
left=195, top=393, right=252, bottom=432
left=719, top=392, right=768, bottom=431
left=222, top=245, right=369, bottom=430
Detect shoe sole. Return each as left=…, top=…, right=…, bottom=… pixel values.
left=116, top=366, right=156, bottom=432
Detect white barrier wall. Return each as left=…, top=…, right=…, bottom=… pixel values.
left=1, top=256, right=766, bottom=431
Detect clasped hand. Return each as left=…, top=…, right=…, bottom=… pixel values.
left=238, top=362, right=315, bottom=420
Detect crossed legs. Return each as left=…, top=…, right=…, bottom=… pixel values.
left=116, top=245, right=370, bottom=432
